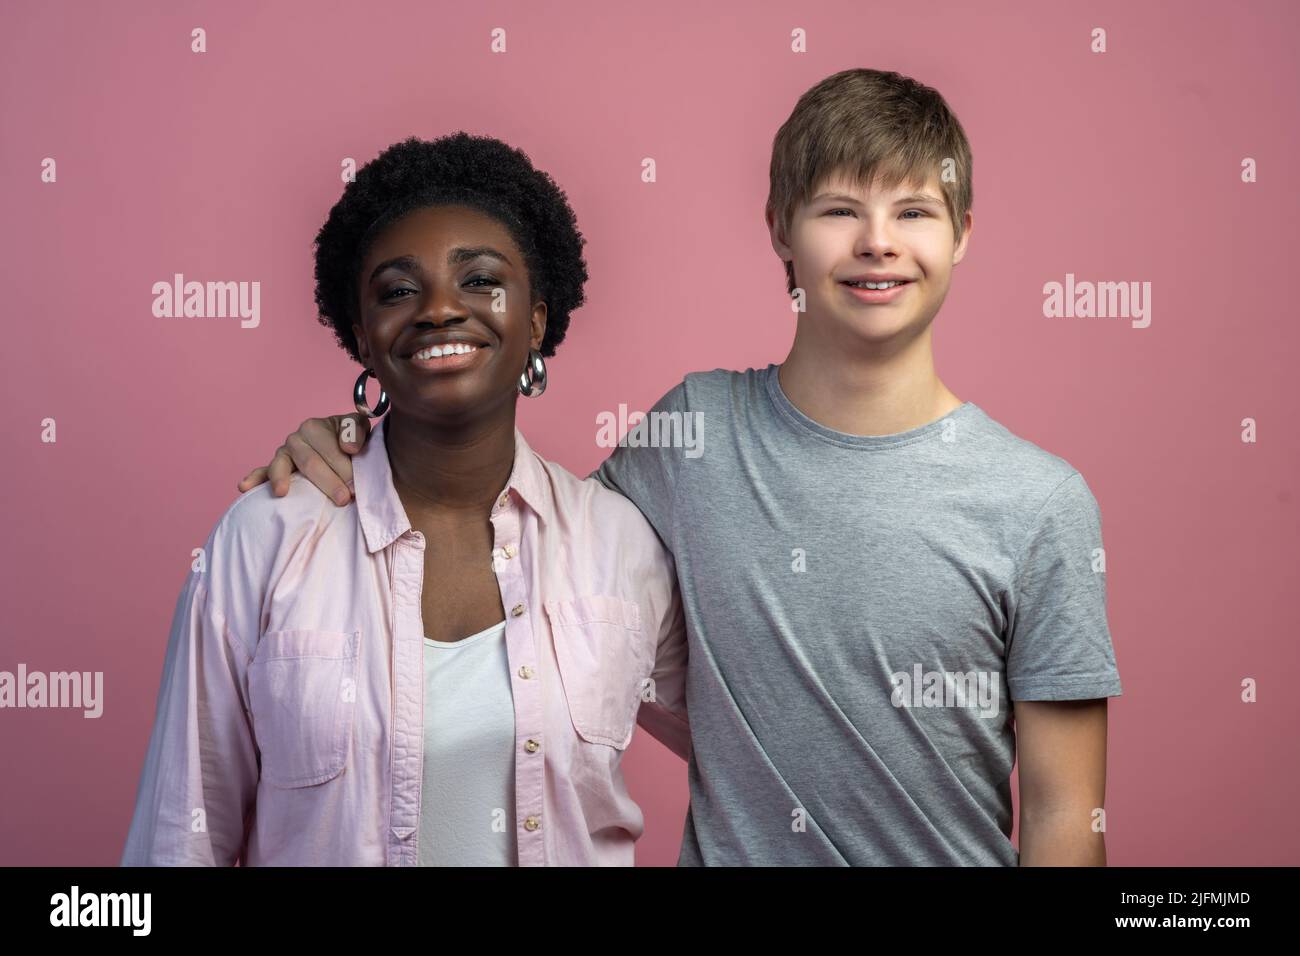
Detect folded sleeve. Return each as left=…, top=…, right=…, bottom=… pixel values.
left=1006, top=471, right=1123, bottom=702
left=120, top=521, right=260, bottom=866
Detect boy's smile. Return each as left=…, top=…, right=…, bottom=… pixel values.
left=840, top=276, right=916, bottom=304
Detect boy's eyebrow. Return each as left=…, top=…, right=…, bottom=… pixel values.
left=368, top=247, right=512, bottom=284
left=812, top=192, right=946, bottom=207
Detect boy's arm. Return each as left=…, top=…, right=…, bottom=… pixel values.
left=1005, top=471, right=1122, bottom=866
left=587, top=380, right=690, bottom=546
left=237, top=413, right=372, bottom=504
left=239, top=378, right=693, bottom=515
left=1014, top=699, right=1108, bottom=865
left=591, top=382, right=693, bottom=757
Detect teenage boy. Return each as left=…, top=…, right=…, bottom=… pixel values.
left=238, top=68, right=1121, bottom=865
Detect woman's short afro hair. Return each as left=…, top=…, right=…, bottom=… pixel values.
left=313, top=132, right=589, bottom=364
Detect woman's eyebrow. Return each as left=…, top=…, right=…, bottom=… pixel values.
left=448, top=245, right=512, bottom=267
left=369, top=247, right=512, bottom=284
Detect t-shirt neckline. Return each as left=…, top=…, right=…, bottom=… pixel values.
left=764, top=363, right=979, bottom=450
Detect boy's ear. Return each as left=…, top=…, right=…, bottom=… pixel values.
left=951, top=210, right=975, bottom=266
left=766, top=208, right=794, bottom=261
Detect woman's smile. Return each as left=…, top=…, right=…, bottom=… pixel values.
left=406, top=341, right=490, bottom=373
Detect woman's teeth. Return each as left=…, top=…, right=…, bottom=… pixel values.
left=413, top=343, right=479, bottom=360
left=846, top=280, right=908, bottom=289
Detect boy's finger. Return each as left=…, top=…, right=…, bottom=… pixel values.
left=238, top=466, right=270, bottom=492
left=286, top=431, right=352, bottom=506
left=266, top=446, right=295, bottom=497
left=335, top=412, right=371, bottom=453
left=299, top=417, right=357, bottom=490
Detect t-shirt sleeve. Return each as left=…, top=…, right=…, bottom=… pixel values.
left=587, top=379, right=689, bottom=547
left=1006, top=470, right=1123, bottom=701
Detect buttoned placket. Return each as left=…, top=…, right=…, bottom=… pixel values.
left=491, top=487, right=547, bottom=866
left=386, top=526, right=427, bottom=866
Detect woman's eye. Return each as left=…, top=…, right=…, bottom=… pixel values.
left=382, top=276, right=498, bottom=301
left=901, top=210, right=926, bottom=220
left=827, top=208, right=854, bottom=217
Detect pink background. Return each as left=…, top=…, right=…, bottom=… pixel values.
left=2, top=0, right=1297, bottom=866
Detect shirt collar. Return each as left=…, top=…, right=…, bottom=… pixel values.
left=353, top=415, right=553, bottom=554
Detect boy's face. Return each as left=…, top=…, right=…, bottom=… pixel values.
left=769, top=170, right=972, bottom=351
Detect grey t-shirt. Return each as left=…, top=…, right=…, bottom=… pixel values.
left=591, top=364, right=1122, bottom=865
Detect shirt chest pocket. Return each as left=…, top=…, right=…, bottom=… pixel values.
left=545, top=596, right=651, bottom=751
left=247, top=629, right=360, bottom=788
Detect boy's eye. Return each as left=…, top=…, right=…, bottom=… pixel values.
left=827, top=208, right=927, bottom=219
left=381, top=287, right=414, bottom=300
left=466, top=275, right=499, bottom=287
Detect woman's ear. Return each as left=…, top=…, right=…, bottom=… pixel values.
left=352, top=323, right=370, bottom=366
left=529, top=301, right=548, bottom=352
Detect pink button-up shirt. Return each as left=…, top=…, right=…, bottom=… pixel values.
left=121, top=416, right=689, bottom=866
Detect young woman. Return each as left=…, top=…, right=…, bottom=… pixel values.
left=121, top=133, right=689, bottom=867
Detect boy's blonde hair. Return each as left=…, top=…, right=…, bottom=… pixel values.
left=766, top=68, right=974, bottom=295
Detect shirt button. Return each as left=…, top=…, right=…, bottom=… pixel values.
left=511, top=603, right=525, bottom=617
left=518, top=665, right=534, bottom=680
left=503, top=544, right=517, bottom=558
left=497, top=493, right=509, bottom=509
left=523, top=816, right=541, bottom=832
left=524, top=739, right=540, bottom=754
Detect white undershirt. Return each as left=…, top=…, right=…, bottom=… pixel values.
left=417, top=619, right=518, bottom=866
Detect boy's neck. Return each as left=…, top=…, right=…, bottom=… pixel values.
left=778, top=324, right=964, bottom=436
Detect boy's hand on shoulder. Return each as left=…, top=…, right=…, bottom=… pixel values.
left=237, top=413, right=372, bottom=506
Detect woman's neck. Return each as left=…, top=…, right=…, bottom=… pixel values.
left=383, top=406, right=516, bottom=518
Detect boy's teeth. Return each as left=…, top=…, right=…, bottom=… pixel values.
left=848, top=280, right=905, bottom=289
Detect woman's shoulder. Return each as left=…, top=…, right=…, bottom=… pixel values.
left=533, top=454, right=679, bottom=633
left=202, top=473, right=352, bottom=571
left=536, top=453, right=655, bottom=527
left=223, top=471, right=344, bottom=526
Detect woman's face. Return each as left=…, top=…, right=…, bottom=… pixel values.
left=352, top=204, right=547, bottom=427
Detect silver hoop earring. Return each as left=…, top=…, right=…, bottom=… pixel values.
left=518, top=349, right=547, bottom=398
left=353, top=368, right=390, bottom=418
